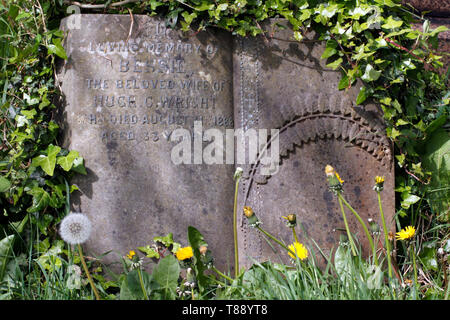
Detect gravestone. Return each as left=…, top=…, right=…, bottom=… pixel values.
left=234, top=20, right=395, bottom=268
left=57, top=14, right=235, bottom=271
left=58, top=14, right=396, bottom=271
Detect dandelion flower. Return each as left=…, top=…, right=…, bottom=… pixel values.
left=243, top=206, right=254, bottom=218
left=282, top=214, right=297, bottom=228
left=373, top=175, right=385, bottom=192
left=60, top=213, right=92, bottom=245
left=375, top=176, right=385, bottom=184
left=175, top=246, right=194, bottom=261
left=395, top=226, right=416, bottom=241
left=325, top=165, right=344, bottom=183
left=288, top=242, right=308, bottom=260
left=243, top=206, right=261, bottom=227
left=335, top=172, right=344, bottom=184
left=325, top=165, right=335, bottom=176
left=127, top=250, right=136, bottom=260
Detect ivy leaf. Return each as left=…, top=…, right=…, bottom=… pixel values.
left=293, top=31, right=303, bottom=41
left=181, top=11, right=197, bottom=25
left=356, top=86, right=368, bottom=105
left=361, top=64, right=381, bottom=82
left=338, top=74, right=350, bottom=90
left=57, top=150, right=79, bottom=171
left=194, top=1, right=215, bottom=11
left=382, top=16, right=403, bottom=29
left=71, top=157, right=87, bottom=175
left=137, top=246, right=160, bottom=259
left=0, top=176, right=11, bottom=193
left=326, top=57, right=343, bottom=70
left=32, top=144, right=61, bottom=176
left=321, top=40, right=338, bottom=59
left=27, top=187, right=51, bottom=213
left=153, top=233, right=174, bottom=247
left=47, top=38, right=67, bottom=60
left=401, top=192, right=421, bottom=209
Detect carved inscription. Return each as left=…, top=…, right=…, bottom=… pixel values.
left=59, top=15, right=236, bottom=272
left=79, top=21, right=233, bottom=144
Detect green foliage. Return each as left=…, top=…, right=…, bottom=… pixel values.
left=0, top=0, right=85, bottom=222
left=0, top=0, right=448, bottom=301
left=421, top=128, right=450, bottom=221
left=151, top=255, right=180, bottom=299
left=187, top=226, right=210, bottom=292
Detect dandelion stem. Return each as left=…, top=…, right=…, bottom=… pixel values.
left=292, top=227, right=299, bottom=243
left=339, top=193, right=378, bottom=266
left=337, top=193, right=358, bottom=257
left=255, top=226, right=296, bottom=257
left=378, top=191, right=393, bottom=279
left=137, top=267, right=149, bottom=300
left=233, top=177, right=240, bottom=279
left=77, top=244, right=100, bottom=300
left=212, top=266, right=234, bottom=283
left=411, top=243, right=418, bottom=297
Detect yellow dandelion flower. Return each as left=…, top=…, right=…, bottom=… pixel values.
left=288, top=242, right=308, bottom=260
left=375, top=176, right=385, bottom=184
left=325, top=165, right=335, bottom=176
left=325, top=165, right=344, bottom=183
left=335, top=172, right=344, bottom=184
left=395, top=226, right=416, bottom=241
left=243, top=206, right=254, bottom=218
left=175, top=246, right=194, bottom=261
left=126, top=250, right=136, bottom=259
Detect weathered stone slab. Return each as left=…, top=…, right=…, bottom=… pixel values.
left=234, top=20, right=396, bottom=268
left=57, top=15, right=235, bottom=271
left=58, top=14, right=397, bottom=272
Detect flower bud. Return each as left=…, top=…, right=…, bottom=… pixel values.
left=243, top=206, right=254, bottom=218
left=368, top=218, right=380, bottom=235
left=282, top=214, right=297, bottom=228
left=325, top=165, right=344, bottom=194
left=325, top=165, right=335, bottom=176
left=243, top=206, right=261, bottom=228
left=199, top=245, right=208, bottom=255
left=373, top=175, right=385, bottom=192
left=234, top=167, right=243, bottom=180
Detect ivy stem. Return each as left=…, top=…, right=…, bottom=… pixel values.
left=255, top=226, right=295, bottom=257
left=339, top=193, right=378, bottom=266
left=212, top=266, right=234, bottom=283
left=77, top=244, right=100, bottom=300
left=137, top=267, right=149, bottom=300
left=337, top=193, right=358, bottom=257
left=378, top=191, right=393, bottom=279
left=233, top=177, right=240, bottom=279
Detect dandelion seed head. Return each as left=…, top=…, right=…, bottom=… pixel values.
left=60, top=213, right=92, bottom=245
